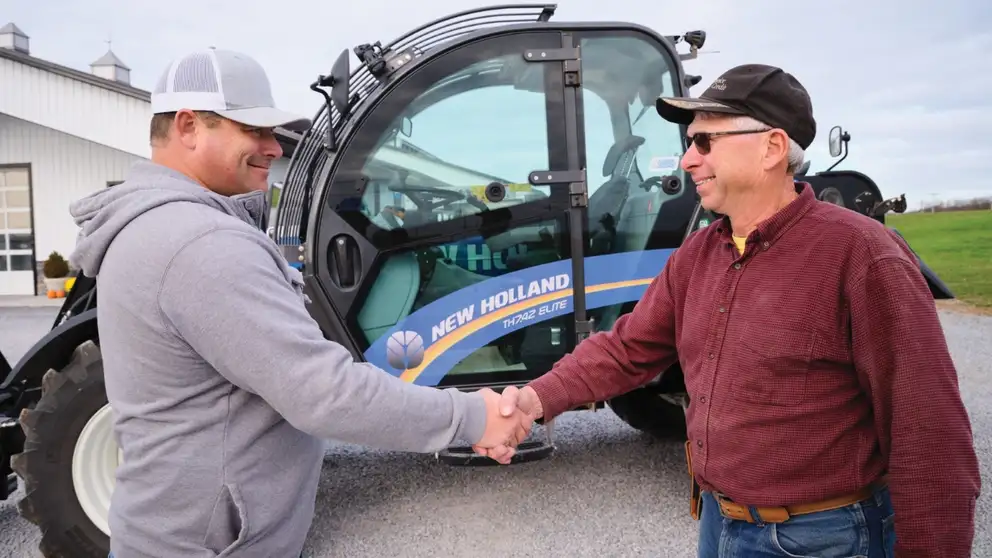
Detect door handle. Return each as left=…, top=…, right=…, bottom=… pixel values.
left=329, top=234, right=360, bottom=289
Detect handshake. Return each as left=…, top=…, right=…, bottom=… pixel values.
left=471, top=385, right=544, bottom=464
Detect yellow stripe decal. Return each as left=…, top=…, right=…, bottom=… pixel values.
left=399, top=278, right=653, bottom=383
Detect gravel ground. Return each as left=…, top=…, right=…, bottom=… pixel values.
left=0, top=305, right=990, bottom=558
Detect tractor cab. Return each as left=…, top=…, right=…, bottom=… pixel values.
left=274, top=6, right=704, bottom=400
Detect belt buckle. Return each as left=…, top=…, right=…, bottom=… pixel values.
left=716, top=494, right=790, bottom=524
left=715, top=494, right=745, bottom=520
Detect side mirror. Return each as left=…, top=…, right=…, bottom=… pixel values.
left=401, top=116, right=412, bottom=137
left=828, top=125, right=846, bottom=157
left=825, top=125, right=851, bottom=172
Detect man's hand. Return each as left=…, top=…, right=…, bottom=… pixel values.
left=471, top=388, right=535, bottom=464
left=472, top=386, right=544, bottom=463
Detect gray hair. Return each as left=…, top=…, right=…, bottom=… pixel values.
left=694, top=112, right=805, bottom=174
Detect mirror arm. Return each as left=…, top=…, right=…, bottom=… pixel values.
left=310, top=77, right=337, bottom=151
left=825, top=141, right=848, bottom=172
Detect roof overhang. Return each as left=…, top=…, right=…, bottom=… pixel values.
left=2, top=46, right=304, bottom=160
left=0, top=46, right=150, bottom=101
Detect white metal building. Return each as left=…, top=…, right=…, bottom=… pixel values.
left=0, top=23, right=297, bottom=296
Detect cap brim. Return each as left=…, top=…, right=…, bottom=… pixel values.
left=655, top=96, right=746, bottom=125
left=216, top=106, right=312, bottom=133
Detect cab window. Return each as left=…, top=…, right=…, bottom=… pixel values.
left=359, top=54, right=552, bottom=230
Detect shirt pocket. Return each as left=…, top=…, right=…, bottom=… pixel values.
left=730, top=324, right=816, bottom=407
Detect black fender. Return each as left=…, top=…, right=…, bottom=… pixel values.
left=0, top=308, right=99, bottom=393
left=887, top=228, right=955, bottom=300
left=920, top=260, right=955, bottom=300
left=0, top=309, right=97, bottom=502
left=803, top=170, right=885, bottom=220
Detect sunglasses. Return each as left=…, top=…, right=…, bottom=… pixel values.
left=686, top=128, right=771, bottom=154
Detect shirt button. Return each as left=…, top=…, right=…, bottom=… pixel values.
left=718, top=306, right=726, bottom=313
left=763, top=241, right=770, bottom=248
left=708, top=352, right=714, bottom=359
left=697, top=440, right=703, bottom=448
left=699, top=395, right=707, bottom=403
left=733, top=263, right=741, bottom=270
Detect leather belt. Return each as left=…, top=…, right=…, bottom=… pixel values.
left=715, top=476, right=888, bottom=524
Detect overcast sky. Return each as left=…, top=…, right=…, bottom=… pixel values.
left=5, top=0, right=989, bottom=208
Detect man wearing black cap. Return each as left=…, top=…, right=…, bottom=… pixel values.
left=482, top=64, right=980, bottom=557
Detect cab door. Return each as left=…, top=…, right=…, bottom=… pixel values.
left=569, top=30, right=697, bottom=334
left=314, top=31, right=584, bottom=389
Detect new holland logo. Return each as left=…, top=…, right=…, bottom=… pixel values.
left=385, top=330, right=425, bottom=370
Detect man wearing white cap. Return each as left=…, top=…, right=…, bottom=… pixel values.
left=68, top=48, right=531, bottom=558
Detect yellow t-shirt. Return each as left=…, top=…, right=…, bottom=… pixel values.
left=733, top=235, right=747, bottom=256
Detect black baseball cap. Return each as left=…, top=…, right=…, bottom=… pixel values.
left=656, top=64, right=816, bottom=150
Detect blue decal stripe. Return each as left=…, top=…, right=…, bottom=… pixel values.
left=364, top=249, right=675, bottom=386
left=400, top=278, right=653, bottom=384
left=398, top=288, right=573, bottom=382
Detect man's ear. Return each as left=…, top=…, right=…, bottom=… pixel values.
left=764, top=129, right=790, bottom=170
left=172, top=109, right=200, bottom=149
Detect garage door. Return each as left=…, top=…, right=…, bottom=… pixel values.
left=0, top=167, right=35, bottom=296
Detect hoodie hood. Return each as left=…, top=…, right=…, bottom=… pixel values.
left=68, top=160, right=269, bottom=277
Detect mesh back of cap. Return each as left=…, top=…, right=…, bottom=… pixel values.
left=150, top=48, right=285, bottom=116
left=150, top=50, right=227, bottom=113
left=171, top=53, right=220, bottom=93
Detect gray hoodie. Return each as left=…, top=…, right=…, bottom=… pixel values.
left=69, top=161, right=488, bottom=558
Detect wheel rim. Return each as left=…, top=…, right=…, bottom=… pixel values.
left=72, top=403, right=120, bottom=536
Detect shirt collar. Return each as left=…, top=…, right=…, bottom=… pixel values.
left=715, top=181, right=816, bottom=249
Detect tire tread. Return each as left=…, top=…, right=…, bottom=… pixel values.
left=10, top=340, right=111, bottom=558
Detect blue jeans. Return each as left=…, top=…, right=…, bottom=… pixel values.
left=698, top=486, right=896, bottom=557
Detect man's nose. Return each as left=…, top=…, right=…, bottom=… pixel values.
left=261, top=133, right=283, bottom=159
left=681, top=142, right=702, bottom=171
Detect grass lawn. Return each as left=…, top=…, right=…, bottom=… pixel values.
left=886, top=210, right=992, bottom=309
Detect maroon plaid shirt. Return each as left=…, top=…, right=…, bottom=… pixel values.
left=529, top=182, right=980, bottom=556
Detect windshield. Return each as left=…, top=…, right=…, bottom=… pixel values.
left=357, top=36, right=686, bottom=230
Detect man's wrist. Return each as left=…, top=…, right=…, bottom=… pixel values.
left=521, top=386, right=544, bottom=419
left=525, top=375, right=568, bottom=421
left=450, top=388, right=488, bottom=445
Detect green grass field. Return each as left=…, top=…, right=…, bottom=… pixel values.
left=886, top=210, right=992, bottom=308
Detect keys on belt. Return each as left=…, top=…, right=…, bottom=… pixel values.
left=684, top=440, right=702, bottom=521
left=678, top=394, right=702, bottom=522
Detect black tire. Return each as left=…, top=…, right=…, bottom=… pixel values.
left=607, top=387, right=688, bottom=440
left=11, top=340, right=112, bottom=558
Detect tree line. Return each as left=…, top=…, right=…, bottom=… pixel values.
left=912, top=196, right=992, bottom=213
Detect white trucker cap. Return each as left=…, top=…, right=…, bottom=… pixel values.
left=151, top=48, right=311, bottom=132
